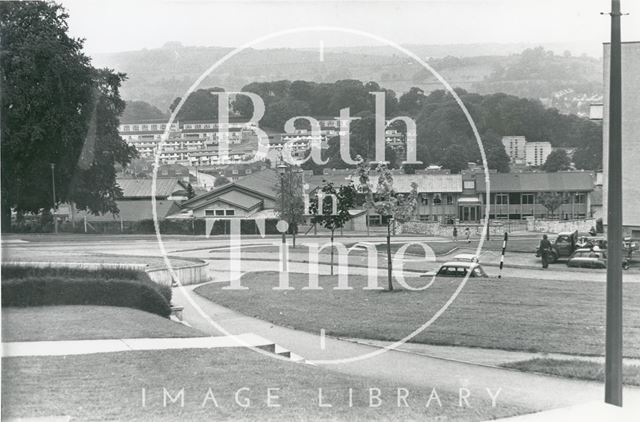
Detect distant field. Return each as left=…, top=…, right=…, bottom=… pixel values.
left=1, top=306, right=202, bottom=342
left=196, top=272, right=640, bottom=358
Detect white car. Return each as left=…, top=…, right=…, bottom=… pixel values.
left=452, top=253, right=480, bottom=263
left=421, top=261, right=488, bottom=278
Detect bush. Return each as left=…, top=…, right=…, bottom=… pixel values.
left=1, top=266, right=172, bottom=317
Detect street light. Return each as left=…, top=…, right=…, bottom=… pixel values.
left=277, top=162, right=288, bottom=245
left=50, top=163, right=58, bottom=234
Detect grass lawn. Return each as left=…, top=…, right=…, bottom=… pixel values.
left=196, top=272, right=640, bottom=358
left=1, top=306, right=203, bottom=342
left=2, top=348, right=530, bottom=421
left=501, top=358, right=640, bottom=386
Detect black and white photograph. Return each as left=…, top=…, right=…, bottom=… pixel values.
left=1, top=0, right=640, bottom=420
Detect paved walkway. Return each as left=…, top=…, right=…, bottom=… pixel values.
left=1, top=334, right=282, bottom=358
left=172, top=274, right=640, bottom=413
left=344, top=338, right=640, bottom=367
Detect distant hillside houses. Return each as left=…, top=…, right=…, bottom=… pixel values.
left=118, top=117, right=407, bottom=167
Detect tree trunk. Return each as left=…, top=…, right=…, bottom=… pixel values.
left=387, top=220, right=393, bottom=291
left=330, top=230, right=335, bottom=276
left=1, top=203, right=11, bottom=233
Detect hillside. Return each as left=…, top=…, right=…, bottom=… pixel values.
left=93, top=43, right=603, bottom=116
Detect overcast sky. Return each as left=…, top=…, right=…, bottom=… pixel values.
left=61, top=0, right=640, bottom=55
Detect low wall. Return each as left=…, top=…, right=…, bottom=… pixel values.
left=526, top=218, right=596, bottom=234
left=401, top=221, right=527, bottom=237
left=146, top=261, right=209, bottom=286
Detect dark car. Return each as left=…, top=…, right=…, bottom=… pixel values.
left=567, top=248, right=630, bottom=270
left=422, top=261, right=488, bottom=278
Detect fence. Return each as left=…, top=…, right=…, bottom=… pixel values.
left=9, top=217, right=283, bottom=236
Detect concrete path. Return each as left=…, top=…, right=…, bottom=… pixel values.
left=172, top=277, right=640, bottom=413
left=1, top=333, right=293, bottom=358
left=343, top=338, right=640, bottom=367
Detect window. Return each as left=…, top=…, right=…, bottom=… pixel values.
left=421, top=195, right=429, bottom=205
left=205, top=210, right=215, bottom=216
left=522, top=194, right=534, bottom=205
left=495, top=194, right=508, bottom=205
left=215, top=210, right=224, bottom=216
left=433, top=195, right=442, bottom=205
left=574, top=193, right=586, bottom=204
left=419, top=214, right=430, bottom=221
left=446, top=194, right=454, bottom=205
left=368, top=215, right=382, bottom=226
left=225, top=210, right=235, bottom=216
left=463, top=180, right=475, bottom=190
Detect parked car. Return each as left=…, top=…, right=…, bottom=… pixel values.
left=452, top=253, right=480, bottom=263
left=422, top=261, right=488, bottom=278
left=567, top=248, right=630, bottom=270
left=536, top=230, right=578, bottom=263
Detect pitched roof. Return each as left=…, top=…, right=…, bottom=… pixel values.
left=179, top=170, right=278, bottom=210
left=474, top=172, right=594, bottom=192
left=306, top=173, right=462, bottom=193
left=234, top=169, right=279, bottom=197
left=210, top=191, right=263, bottom=210
left=117, top=178, right=183, bottom=199
left=81, top=200, right=180, bottom=221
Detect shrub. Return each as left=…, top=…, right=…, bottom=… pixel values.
left=1, top=266, right=172, bottom=317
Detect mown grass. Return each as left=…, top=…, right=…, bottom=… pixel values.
left=196, top=272, right=640, bottom=357
left=501, top=358, right=640, bottom=386
left=2, top=348, right=531, bottom=421
left=1, top=306, right=202, bottom=342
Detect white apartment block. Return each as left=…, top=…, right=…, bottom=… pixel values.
left=525, top=142, right=552, bottom=167
left=501, top=136, right=527, bottom=163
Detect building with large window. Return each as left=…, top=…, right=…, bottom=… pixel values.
left=462, top=171, right=595, bottom=221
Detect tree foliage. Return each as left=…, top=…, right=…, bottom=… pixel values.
left=536, top=192, right=566, bottom=217
left=0, top=1, right=137, bottom=228
left=121, top=100, right=167, bottom=122
left=169, top=87, right=225, bottom=121
left=308, top=182, right=356, bottom=234
left=274, top=168, right=305, bottom=237
left=542, top=149, right=572, bottom=172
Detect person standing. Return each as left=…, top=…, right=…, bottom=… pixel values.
left=464, top=227, right=471, bottom=243
left=453, top=226, right=458, bottom=242
left=539, top=234, right=552, bottom=269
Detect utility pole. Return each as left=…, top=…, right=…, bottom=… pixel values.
left=50, top=163, right=58, bottom=234
left=605, top=0, right=623, bottom=407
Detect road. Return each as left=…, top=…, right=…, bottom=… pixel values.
left=3, top=233, right=640, bottom=283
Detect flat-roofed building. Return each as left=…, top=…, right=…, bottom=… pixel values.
left=602, top=41, right=640, bottom=238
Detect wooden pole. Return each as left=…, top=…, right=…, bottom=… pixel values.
left=605, top=0, right=623, bottom=407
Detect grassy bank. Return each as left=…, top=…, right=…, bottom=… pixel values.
left=196, top=272, right=640, bottom=357
left=502, top=358, right=640, bottom=386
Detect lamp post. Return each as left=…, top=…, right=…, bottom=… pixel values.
left=277, top=162, right=288, bottom=247
left=605, top=0, right=623, bottom=407
left=50, top=163, right=58, bottom=234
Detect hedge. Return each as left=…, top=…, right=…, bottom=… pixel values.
left=1, top=266, right=172, bottom=318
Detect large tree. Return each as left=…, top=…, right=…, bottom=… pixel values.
left=0, top=1, right=137, bottom=229
left=542, top=149, right=572, bottom=172
left=121, top=100, right=167, bottom=122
